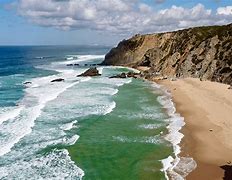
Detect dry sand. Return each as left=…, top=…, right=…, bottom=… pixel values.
left=160, top=78, right=232, bottom=180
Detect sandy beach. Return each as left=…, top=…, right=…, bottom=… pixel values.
left=159, top=78, right=232, bottom=179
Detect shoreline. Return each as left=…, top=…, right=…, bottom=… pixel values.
left=159, top=78, right=232, bottom=179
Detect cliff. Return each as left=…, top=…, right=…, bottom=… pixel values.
left=101, top=24, right=232, bottom=85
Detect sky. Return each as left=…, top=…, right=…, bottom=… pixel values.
left=0, top=0, right=232, bottom=46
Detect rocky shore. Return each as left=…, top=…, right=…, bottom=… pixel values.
left=101, top=23, right=232, bottom=179
left=101, top=23, right=232, bottom=85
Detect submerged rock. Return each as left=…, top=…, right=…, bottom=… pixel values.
left=127, top=72, right=140, bottom=78
left=51, top=78, right=65, bottom=82
left=109, top=73, right=127, bottom=79
left=77, top=67, right=101, bottom=77
left=23, top=81, right=32, bottom=85
left=109, top=72, right=141, bottom=79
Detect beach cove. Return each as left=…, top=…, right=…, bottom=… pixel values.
left=160, top=78, right=232, bottom=179
left=0, top=46, right=187, bottom=179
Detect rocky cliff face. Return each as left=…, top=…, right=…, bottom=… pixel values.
left=102, top=24, right=232, bottom=85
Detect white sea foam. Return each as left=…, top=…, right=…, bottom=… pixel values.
left=103, top=101, right=116, bottom=115
left=61, top=120, right=78, bottom=131
left=0, top=56, right=137, bottom=179
left=139, top=124, right=163, bottom=129
left=112, top=136, right=162, bottom=144
left=156, top=86, right=197, bottom=180
left=0, top=106, right=23, bottom=125
left=98, top=67, right=104, bottom=74
left=62, top=55, right=105, bottom=64
left=0, top=149, right=84, bottom=180
left=66, top=135, right=80, bottom=145
left=80, top=77, right=92, bottom=82
left=0, top=69, right=81, bottom=156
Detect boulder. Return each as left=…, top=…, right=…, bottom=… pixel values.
left=66, top=64, right=74, bottom=66
left=74, top=64, right=80, bottom=66
left=77, top=67, right=101, bottom=77
left=51, top=78, right=65, bottom=82
left=109, top=73, right=127, bottom=79
left=127, top=71, right=140, bottom=78
left=109, top=72, right=141, bottom=79
left=23, top=81, right=32, bottom=85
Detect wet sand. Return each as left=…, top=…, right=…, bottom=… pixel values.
left=160, top=78, right=232, bottom=180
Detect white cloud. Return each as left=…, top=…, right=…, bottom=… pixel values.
left=11, top=0, right=232, bottom=35
left=217, top=6, right=232, bottom=15
left=139, top=3, right=152, bottom=13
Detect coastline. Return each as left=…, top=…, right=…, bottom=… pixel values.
left=159, top=78, right=232, bottom=179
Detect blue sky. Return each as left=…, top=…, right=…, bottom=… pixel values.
left=0, top=0, right=231, bottom=45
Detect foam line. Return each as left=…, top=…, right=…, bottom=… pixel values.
left=0, top=74, right=80, bottom=156
left=156, top=85, right=197, bottom=180
left=0, top=107, right=23, bottom=125
left=62, top=55, right=105, bottom=64
left=0, top=149, right=84, bottom=179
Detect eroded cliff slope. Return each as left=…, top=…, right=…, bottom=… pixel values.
left=102, top=24, right=232, bottom=84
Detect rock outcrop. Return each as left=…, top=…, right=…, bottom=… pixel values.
left=109, top=73, right=127, bottom=79
left=77, top=67, right=101, bottom=77
left=102, top=24, right=232, bottom=85
left=51, top=78, right=64, bottom=82
left=23, top=81, right=32, bottom=85
left=109, top=72, right=140, bottom=79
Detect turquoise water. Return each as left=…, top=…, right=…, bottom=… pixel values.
left=68, top=77, right=172, bottom=180
left=0, top=46, right=179, bottom=179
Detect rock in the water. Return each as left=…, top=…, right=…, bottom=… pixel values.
left=127, top=71, right=140, bottom=78
left=51, top=78, right=65, bottom=82
left=109, top=72, right=140, bottom=79
left=23, top=81, right=32, bottom=85
left=66, top=64, right=74, bottom=66
left=109, top=73, right=127, bottom=79
left=77, top=67, right=101, bottom=77
left=74, top=64, right=79, bottom=66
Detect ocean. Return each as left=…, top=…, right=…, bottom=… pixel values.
left=0, top=46, right=193, bottom=179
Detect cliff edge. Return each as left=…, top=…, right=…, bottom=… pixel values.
left=102, top=24, right=232, bottom=85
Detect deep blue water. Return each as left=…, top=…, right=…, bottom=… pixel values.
left=0, top=45, right=110, bottom=106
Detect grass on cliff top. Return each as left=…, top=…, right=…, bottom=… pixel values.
left=191, top=24, right=232, bottom=41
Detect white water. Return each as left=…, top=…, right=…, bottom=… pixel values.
left=0, top=53, right=192, bottom=179
left=0, top=71, right=81, bottom=156
left=156, top=85, right=197, bottom=180
left=0, top=149, right=84, bottom=180
left=61, top=55, right=105, bottom=64
left=0, top=55, right=136, bottom=179
left=61, top=120, right=78, bottom=131
left=0, top=106, right=23, bottom=125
